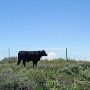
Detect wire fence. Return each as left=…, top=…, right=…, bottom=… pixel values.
left=0, top=48, right=90, bottom=61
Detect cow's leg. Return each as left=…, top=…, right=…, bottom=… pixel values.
left=33, top=61, right=38, bottom=67
left=35, top=62, right=37, bottom=67
left=17, top=60, right=21, bottom=66
left=23, top=61, right=26, bottom=67
left=33, top=61, right=35, bottom=67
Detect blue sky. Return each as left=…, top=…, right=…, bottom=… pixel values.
left=0, top=0, right=90, bottom=60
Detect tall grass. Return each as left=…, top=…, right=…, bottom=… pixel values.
left=0, top=57, right=90, bottom=90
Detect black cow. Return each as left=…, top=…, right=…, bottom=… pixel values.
left=17, top=50, right=47, bottom=67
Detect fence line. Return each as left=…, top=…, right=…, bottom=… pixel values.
left=0, top=48, right=90, bottom=61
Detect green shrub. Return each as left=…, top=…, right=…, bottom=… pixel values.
left=0, top=57, right=90, bottom=90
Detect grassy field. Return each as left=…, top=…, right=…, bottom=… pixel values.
left=0, top=57, right=90, bottom=90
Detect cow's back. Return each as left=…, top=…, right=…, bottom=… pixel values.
left=18, top=51, right=41, bottom=61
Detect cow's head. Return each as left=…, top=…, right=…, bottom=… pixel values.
left=41, top=50, right=47, bottom=56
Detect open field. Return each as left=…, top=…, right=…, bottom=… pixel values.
left=0, top=57, right=90, bottom=90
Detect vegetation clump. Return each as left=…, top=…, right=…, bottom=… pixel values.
left=0, top=57, right=90, bottom=90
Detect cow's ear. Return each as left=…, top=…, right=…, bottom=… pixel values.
left=42, top=50, right=45, bottom=52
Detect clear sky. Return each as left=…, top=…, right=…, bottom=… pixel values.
left=0, top=0, right=90, bottom=60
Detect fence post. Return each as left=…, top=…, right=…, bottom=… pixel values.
left=8, top=48, right=10, bottom=60
left=66, top=48, right=67, bottom=60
